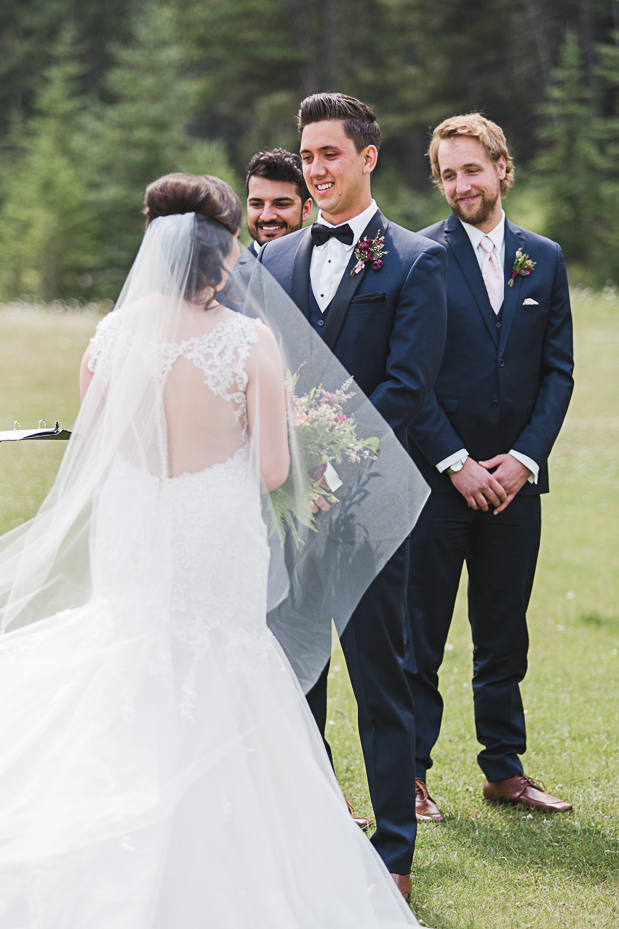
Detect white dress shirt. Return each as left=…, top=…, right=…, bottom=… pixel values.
left=436, top=210, right=538, bottom=484
left=309, top=200, right=378, bottom=312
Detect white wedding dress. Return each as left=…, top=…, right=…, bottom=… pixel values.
left=0, top=311, right=418, bottom=927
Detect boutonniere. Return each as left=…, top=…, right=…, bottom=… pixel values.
left=350, top=230, right=389, bottom=276
left=508, top=248, right=536, bottom=287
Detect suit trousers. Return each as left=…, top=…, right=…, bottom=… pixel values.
left=405, top=491, right=541, bottom=784
left=306, top=540, right=417, bottom=874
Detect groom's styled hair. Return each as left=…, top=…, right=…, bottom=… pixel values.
left=428, top=113, right=515, bottom=196
left=297, top=93, right=381, bottom=153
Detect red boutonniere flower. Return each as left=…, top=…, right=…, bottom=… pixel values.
left=350, top=230, right=389, bottom=276
left=508, top=248, right=536, bottom=287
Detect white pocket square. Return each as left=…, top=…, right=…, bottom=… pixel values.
left=522, top=298, right=539, bottom=305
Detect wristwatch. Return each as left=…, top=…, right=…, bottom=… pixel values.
left=447, top=457, right=468, bottom=475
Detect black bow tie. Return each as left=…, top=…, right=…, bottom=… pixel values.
left=311, top=223, right=354, bottom=247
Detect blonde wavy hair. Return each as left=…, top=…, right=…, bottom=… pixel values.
left=428, top=113, right=515, bottom=196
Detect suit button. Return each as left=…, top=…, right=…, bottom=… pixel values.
left=317, top=319, right=324, bottom=327
left=498, top=358, right=505, bottom=367
left=491, top=399, right=499, bottom=408
left=496, top=321, right=502, bottom=328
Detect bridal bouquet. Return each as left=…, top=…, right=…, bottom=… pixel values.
left=267, top=370, right=380, bottom=545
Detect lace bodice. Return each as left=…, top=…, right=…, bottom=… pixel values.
left=89, top=308, right=273, bottom=686
left=88, top=311, right=260, bottom=422
left=89, top=311, right=261, bottom=476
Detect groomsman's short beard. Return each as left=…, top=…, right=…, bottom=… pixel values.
left=452, top=188, right=499, bottom=227
left=250, top=213, right=304, bottom=245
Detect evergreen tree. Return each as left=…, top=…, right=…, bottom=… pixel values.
left=178, top=0, right=558, bottom=188
left=596, top=31, right=619, bottom=175
left=531, top=32, right=614, bottom=275
left=83, top=2, right=239, bottom=295
left=0, top=27, right=94, bottom=301
left=0, top=0, right=139, bottom=140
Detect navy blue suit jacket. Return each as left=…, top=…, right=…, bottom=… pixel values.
left=409, top=213, right=574, bottom=494
left=235, top=240, right=259, bottom=289
left=257, top=208, right=448, bottom=440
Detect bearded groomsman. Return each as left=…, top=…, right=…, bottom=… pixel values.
left=406, top=114, right=574, bottom=821
left=235, top=148, right=313, bottom=288
left=259, top=93, right=447, bottom=899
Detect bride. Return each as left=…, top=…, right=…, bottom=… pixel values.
left=0, top=173, right=424, bottom=927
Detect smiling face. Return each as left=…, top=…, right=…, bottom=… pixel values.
left=437, top=136, right=506, bottom=231
left=300, top=120, right=377, bottom=224
left=246, top=176, right=312, bottom=245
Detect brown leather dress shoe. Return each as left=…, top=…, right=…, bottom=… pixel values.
left=415, top=778, right=445, bottom=822
left=483, top=774, right=573, bottom=813
left=390, top=872, right=412, bottom=903
left=345, top=798, right=373, bottom=831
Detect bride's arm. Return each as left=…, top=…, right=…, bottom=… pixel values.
left=246, top=323, right=290, bottom=492
left=79, top=346, right=94, bottom=401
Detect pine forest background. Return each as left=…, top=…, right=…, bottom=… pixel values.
left=1, top=0, right=619, bottom=303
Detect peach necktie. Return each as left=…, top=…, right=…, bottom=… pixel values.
left=479, top=236, right=504, bottom=314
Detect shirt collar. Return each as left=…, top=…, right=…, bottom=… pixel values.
left=316, top=199, right=378, bottom=248
left=459, top=209, right=505, bottom=254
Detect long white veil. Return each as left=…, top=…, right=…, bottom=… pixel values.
left=0, top=209, right=429, bottom=928
left=0, top=214, right=204, bottom=636
left=242, top=249, right=430, bottom=691
left=0, top=213, right=428, bottom=695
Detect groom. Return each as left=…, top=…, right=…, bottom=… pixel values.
left=258, top=92, right=447, bottom=894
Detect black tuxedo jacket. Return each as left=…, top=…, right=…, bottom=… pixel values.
left=257, top=209, right=447, bottom=439
left=409, top=213, right=574, bottom=494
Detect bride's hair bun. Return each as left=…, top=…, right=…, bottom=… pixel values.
left=144, top=173, right=243, bottom=235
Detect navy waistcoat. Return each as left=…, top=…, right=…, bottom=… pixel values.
left=308, top=281, right=330, bottom=334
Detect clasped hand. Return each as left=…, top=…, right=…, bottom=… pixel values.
left=450, top=455, right=531, bottom=515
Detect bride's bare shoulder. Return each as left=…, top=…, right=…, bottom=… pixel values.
left=252, top=317, right=280, bottom=351
left=245, top=319, right=283, bottom=382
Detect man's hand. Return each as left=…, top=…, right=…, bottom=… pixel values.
left=478, top=453, right=532, bottom=515
left=449, top=457, right=507, bottom=511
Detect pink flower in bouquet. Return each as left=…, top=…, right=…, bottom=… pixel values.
left=267, top=370, right=381, bottom=546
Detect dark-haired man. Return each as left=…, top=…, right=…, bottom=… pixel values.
left=258, top=93, right=448, bottom=898
left=406, top=114, right=574, bottom=823
left=235, top=148, right=313, bottom=286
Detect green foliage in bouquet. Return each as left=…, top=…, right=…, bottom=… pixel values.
left=265, top=370, right=380, bottom=546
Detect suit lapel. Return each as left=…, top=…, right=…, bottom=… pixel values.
left=498, top=220, right=525, bottom=357
left=237, top=246, right=254, bottom=271
left=321, top=209, right=386, bottom=352
left=444, top=213, right=499, bottom=347
left=289, top=228, right=314, bottom=321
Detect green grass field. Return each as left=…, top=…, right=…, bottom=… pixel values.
left=330, top=289, right=619, bottom=928
left=0, top=294, right=617, bottom=927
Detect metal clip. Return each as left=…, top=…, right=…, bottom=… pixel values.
left=13, top=421, right=21, bottom=430
left=38, top=420, right=46, bottom=429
